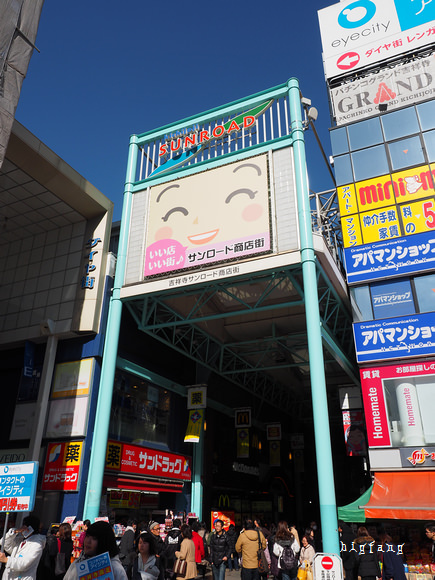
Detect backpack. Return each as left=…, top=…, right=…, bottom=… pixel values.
left=280, top=545, right=297, bottom=570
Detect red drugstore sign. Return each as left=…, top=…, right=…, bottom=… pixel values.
left=105, top=440, right=191, bottom=481
left=42, top=441, right=83, bottom=492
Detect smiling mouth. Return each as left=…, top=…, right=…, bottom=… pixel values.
left=188, top=229, right=219, bottom=245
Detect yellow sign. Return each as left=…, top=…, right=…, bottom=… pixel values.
left=235, top=408, right=251, bottom=428
left=341, top=164, right=435, bottom=247
left=52, top=358, right=94, bottom=398
left=184, top=410, right=204, bottom=443
left=236, top=428, right=249, bottom=458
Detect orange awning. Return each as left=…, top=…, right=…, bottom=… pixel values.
left=361, top=472, right=435, bottom=520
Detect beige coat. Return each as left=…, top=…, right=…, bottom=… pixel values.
left=235, top=529, right=266, bottom=570
left=175, top=538, right=197, bottom=580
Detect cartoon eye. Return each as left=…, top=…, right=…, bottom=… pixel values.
left=162, top=207, right=189, bottom=222
left=225, top=189, right=257, bottom=204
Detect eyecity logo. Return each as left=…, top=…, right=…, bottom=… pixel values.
left=338, top=0, right=377, bottom=29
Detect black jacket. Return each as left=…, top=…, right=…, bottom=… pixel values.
left=163, top=528, right=182, bottom=567
left=226, top=527, right=238, bottom=554
left=355, top=536, right=381, bottom=578
left=209, top=531, right=231, bottom=566
left=119, top=528, right=136, bottom=563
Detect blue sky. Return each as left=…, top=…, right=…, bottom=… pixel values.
left=16, top=0, right=335, bottom=221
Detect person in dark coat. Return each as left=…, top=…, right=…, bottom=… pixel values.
left=163, top=519, right=182, bottom=573
left=149, top=522, right=165, bottom=580
left=338, top=521, right=357, bottom=580
left=55, top=523, right=74, bottom=579
left=378, top=530, right=406, bottom=580
left=226, top=525, right=239, bottom=571
left=209, top=520, right=230, bottom=580
left=355, top=527, right=381, bottom=580
left=119, top=520, right=137, bottom=571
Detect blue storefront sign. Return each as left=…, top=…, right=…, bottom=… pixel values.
left=0, top=461, right=38, bottom=512
left=371, top=278, right=414, bottom=320
left=344, top=230, right=435, bottom=285
left=353, top=311, right=435, bottom=363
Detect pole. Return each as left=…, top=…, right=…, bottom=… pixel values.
left=191, top=421, right=204, bottom=520
left=83, top=135, right=139, bottom=521
left=288, top=78, right=340, bottom=555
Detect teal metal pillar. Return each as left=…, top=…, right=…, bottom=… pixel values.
left=191, top=422, right=204, bottom=520
left=288, top=78, right=340, bottom=555
left=83, top=135, right=139, bottom=521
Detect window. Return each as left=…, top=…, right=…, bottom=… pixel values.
left=334, top=154, right=353, bottom=186
left=414, top=273, right=435, bottom=313
left=330, top=127, right=349, bottom=155
left=350, top=285, right=373, bottom=322
left=109, top=370, right=170, bottom=445
left=417, top=100, right=435, bottom=131
left=381, top=107, right=420, bottom=141
left=352, top=145, right=389, bottom=181
left=370, top=278, right=414, bottom=319
left=388, top=136, right=425, bottom=170
left=423, top=130, right=435, bottom=162
left=348, top=118, right=383, bottom=150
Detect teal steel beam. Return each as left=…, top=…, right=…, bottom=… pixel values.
left=288, top=78, right=340, bottom=555
left=83, top=135, right=139, bottom=521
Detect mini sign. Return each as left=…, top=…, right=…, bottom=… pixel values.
left=0, top=461, right=38, bottom=512
left=42, top=441, right=83, bottom=492
left=77, top=551, right=114, bottom=580
left=235, top=408, right=251, bottom=428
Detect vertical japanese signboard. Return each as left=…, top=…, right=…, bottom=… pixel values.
left=42, top=441, right=83, bottom=491
left=0, top=461, right=38, bottom=512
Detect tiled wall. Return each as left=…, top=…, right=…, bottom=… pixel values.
left=0, top=221, right=87, bottom=337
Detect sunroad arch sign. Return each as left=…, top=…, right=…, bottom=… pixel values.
left=318, top=0, right=435, bottom=79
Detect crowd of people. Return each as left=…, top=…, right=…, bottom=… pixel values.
left=0, top=514, right=433, bottom=580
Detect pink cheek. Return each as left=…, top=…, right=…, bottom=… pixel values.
left=155, top=226, right=173, bottom=241
left=242, top=204, right=263, bottom=222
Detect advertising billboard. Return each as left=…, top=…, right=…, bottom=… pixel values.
left=329, top=52, right=435, bottom=126
left=318, top=0, right=435, bottom=79
left=42, top=441, right=83, bottom=492
left=143, top=155, right=271, bottom=278
left=105, top=440, right=191, bottom=481
left=361, top=361, right=435, bottom=448
left=339, top=164, right=435, bottom=248
left=354, top=311, right=435, bottom=362
left=344, top=229, right=435, bottom=284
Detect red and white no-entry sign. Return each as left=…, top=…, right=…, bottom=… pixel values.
left=313, top=553, right=343, bottom=580
left=321, top=556, right=334, bottom=570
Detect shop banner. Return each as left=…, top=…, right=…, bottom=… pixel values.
left=361, top=361, right=435, bottom=448
left=330, top=53, right=435, bottom=126
left=105, top=441, right=191, bottom=481
left=187, top=385, right=207, bottom=409
left=0, top=461, right=38, bottom=512
left=76, top=551, right=113, bottom=580
left=342, top=410, right=367, bottom=456
left=52, top=358, right=94, bottom=398
left=236, top=429, right=249, bottom=458
left=354, top=311, right=435, bottom=362
left=400, top=446, right=435, bottom=467
left=318, top=0, right=435, bottom=79
left=184, top=410, right=204, bottom=443
left=344, top=229, right=435, bottom=284
left=42, top=441, right=83, bottom=492
left=371, top=278, right=414, bottom=319
left=211, top=510, right=235, bottom=531
left=269, top=441, right=281, bottom=466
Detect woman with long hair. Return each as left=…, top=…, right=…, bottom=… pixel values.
left=355, top=526, right=381, bottom=580
left=273, top=521, right=300, bottom=580
left=378, top=529, right=406, bottom=580
left=55, top=523, right=74, bottom=579
left=64, top=521, right=127, bottom=580
left=127, top=532, right=160, bottom=580
left=174, top=524, right=197, bottom=580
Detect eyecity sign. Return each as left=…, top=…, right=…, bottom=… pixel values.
left=318, top=0, right=435, bottom=78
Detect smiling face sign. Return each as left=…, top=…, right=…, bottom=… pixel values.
left=144, top=155, right=271, bottom=277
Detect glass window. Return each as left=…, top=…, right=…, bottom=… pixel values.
left=334, top=154, right=353, bottom=186
left=347, top=118, right=383, bottom=150
left=414, top=273, right=435, bottom=313
left=381, top=107, right=419, bottom=141
left=350, top=285, right=373, bottom=322
left=417, top=100, right=435, bottom=131
left=330, top=127, right=349, bottom=155
left=423, top=130, right=435, bottom=162
left=370, top=278, right=414, bottom=320
left=352, top=145, right=389, bottom=181
left=388, top=136, right=424, bottom=171
left=109, top=370, right=171, bottom=445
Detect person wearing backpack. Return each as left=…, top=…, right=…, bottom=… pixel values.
left=273, top=521, right=300, bottom=580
